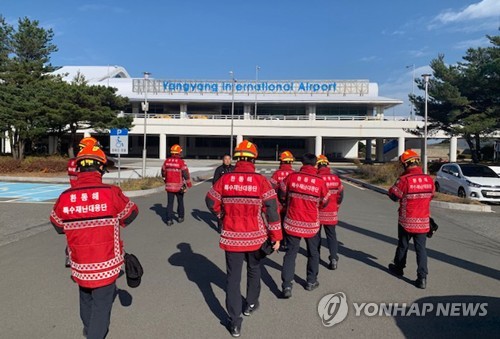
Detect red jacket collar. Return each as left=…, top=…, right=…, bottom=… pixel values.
left=75, top=171, right=103, bottom=186
left=318, top=166, right=331, bottom=175
left=234, top=161, right=256, bottom=172
left=279, top=164, right=293, bottom=171
left=299, top=165, right=318, bottom=175
left=404, top=166, right=423, bottom=176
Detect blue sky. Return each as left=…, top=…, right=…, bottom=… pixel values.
left=2, top=0, right=499, bottom=116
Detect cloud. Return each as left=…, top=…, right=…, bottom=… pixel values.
left=434, top=0, right=500, bottom=24
left=407, top=48, right=430, bottom=58
left=453, top=37, right=490, bottom=49
left=360, top=56, right=377, bottom=62
left=379, top=65, right=433, bottom=117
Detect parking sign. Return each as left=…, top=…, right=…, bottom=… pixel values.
left=110, top=128, right=129, bottom=154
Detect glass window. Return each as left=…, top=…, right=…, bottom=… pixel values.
left=459, top=164, right=499, bottom=178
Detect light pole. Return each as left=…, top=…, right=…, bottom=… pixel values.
left=422, top=73, right=431, bottom=174
left=406, top=64, right=415, bottom=120
left=229, top=71, right=235, bottom=157
left=254, top=65, right=260, bottom=118
left=141, top=71, right=150, bottom=178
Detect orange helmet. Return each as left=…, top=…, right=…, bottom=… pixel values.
left=399, top=149, right=420, bottom=165
left=280, top=150, right=294, bottom=162
left=170, top=144, right=182, bottom=154
left=234, top=140, right=258, bottom=159
left=76, top=144, right=107, bottom=167
left=78, top=136, right=99, bottom=150
left=317, top=154, right=329, bottom=166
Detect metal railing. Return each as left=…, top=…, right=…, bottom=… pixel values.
left=127, top=112, right=409, bottom=121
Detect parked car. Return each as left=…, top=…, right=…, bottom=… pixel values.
left=435, top=163, right=500, bottom=203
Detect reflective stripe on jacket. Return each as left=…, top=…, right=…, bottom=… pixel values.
left=50, top=172, right=139, bottom=288
left=388, top=166, right=434, bottom=233
left=206, top=161, right=282, bottom=252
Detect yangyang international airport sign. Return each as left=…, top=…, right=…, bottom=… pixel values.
left=132, top=79, right=369, bottom=95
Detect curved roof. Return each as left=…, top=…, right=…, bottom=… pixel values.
left=52, top=66, right=130, bottom=82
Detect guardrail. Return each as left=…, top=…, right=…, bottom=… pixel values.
left=127, top=113, right=411, bottom=121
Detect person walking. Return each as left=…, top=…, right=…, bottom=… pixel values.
left=213, top=153, right=235, bottom=184
left=64, top=134, right=100, bottom=268
left=269, top=150, right=295, bottom=251
left=388, top=149, right=434, bottom=289
left=316, top=155, right=344, bottom=270
left=50, top=144, right=139, bottom=339
left=161, top=144, right=192, bottom=226
left=279, top=153, right=330, bottom=298
left=206, top=140, right=282, bottom=337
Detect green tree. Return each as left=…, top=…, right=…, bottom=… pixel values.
left=0, top=17, right=57, bottom=159
left=46, top=73, right=132, bottom=157
left=410, top=34, right=500, bottom=163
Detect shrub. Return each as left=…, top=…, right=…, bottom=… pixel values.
left=354, top=162, right=402, bottom=186
left=119, top=176, right=165, bottom=191
left=0, top=156, right=68, bottom=173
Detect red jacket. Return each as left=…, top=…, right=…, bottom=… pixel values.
left=161, top=155, right=192, bottom=193
left=269, top=164, right=295, bottom=191
left=388, top=166, right=434, bottom=233
left=318, top=167, right=344, bottom=226
left=50, top=172, right=139, bottom=288
left=67, top=158, right=78, bottom=187
left=279, top=165, right=330, bottom=238
left=206, top=161, right=282, bottom=252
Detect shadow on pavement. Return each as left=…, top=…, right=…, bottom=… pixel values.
left=191, top=208, right=219, bottom=232
left=150, top=203, right=167, bottom=223
left=394, top=295, right=500, bottom=338
left=338, top=221, right=500, bottom=281
left=168, top=243, right=228, bottom=325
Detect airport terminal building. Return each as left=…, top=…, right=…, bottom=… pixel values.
left=47, top=65, right=459, bottom=162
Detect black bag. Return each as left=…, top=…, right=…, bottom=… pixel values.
left=427, top=217, right=439, bottom=238
left=124, top=253, right=143, bottom=288
left=258, top=239, right=275, bottom=258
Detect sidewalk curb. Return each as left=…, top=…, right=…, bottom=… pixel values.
left=339, top=175, right=493, bottom=213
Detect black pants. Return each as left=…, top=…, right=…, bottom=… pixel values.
left=79, top=282, right=116, bottom=339
left=281, top=232, right=321, bottom=289
left=393, top=224, right=428, bottom=279
left=323, top=225, right=339, bottom=262
left=167, top=191, right=184, bottom=221
left=225, top=250, right=262, bottom=327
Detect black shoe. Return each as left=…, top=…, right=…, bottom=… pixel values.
left=65, top=256, right=71, bottom=268
left=166, top=220, right=173, bottom=226
left=305, top=281, right=320, bottom=291
left=415, top=277, right=427, bottom=289
left=282, top=287, right=292, bottom=299
left=243, top=301, right=259, bottom=316
left=328, top=259, right=338, bottom=270
left=388, top=263, right=404, bottom=277
left=178, top=217, right=184, bottom=223
left=229, top=324, right=241, bottom=337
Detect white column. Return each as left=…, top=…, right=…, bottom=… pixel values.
left=236, top=134, right=243, bottom=145
left=243, top=104, right=251, bottom=120
left=365, top=138, right=372, bottom=162
left=315, top=135, right=322, bottom=155
left=398, top=136, right=405, bottom=158
left=449, top=136, right=458, bottom=162
left=180, top=104, right=188, bottom=119
left=376, top=138, right=384, bottom=162
left=308, top=105, right=316, bottom=120
left=159, top=133, right=167, bottom=160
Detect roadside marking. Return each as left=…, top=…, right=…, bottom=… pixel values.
left=0, top=182, right=69, bottom=203
left=341, top=179, right=366, bottom=190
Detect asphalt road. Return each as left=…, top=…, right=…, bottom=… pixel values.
left=0, top=172, right=499, bottom=338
